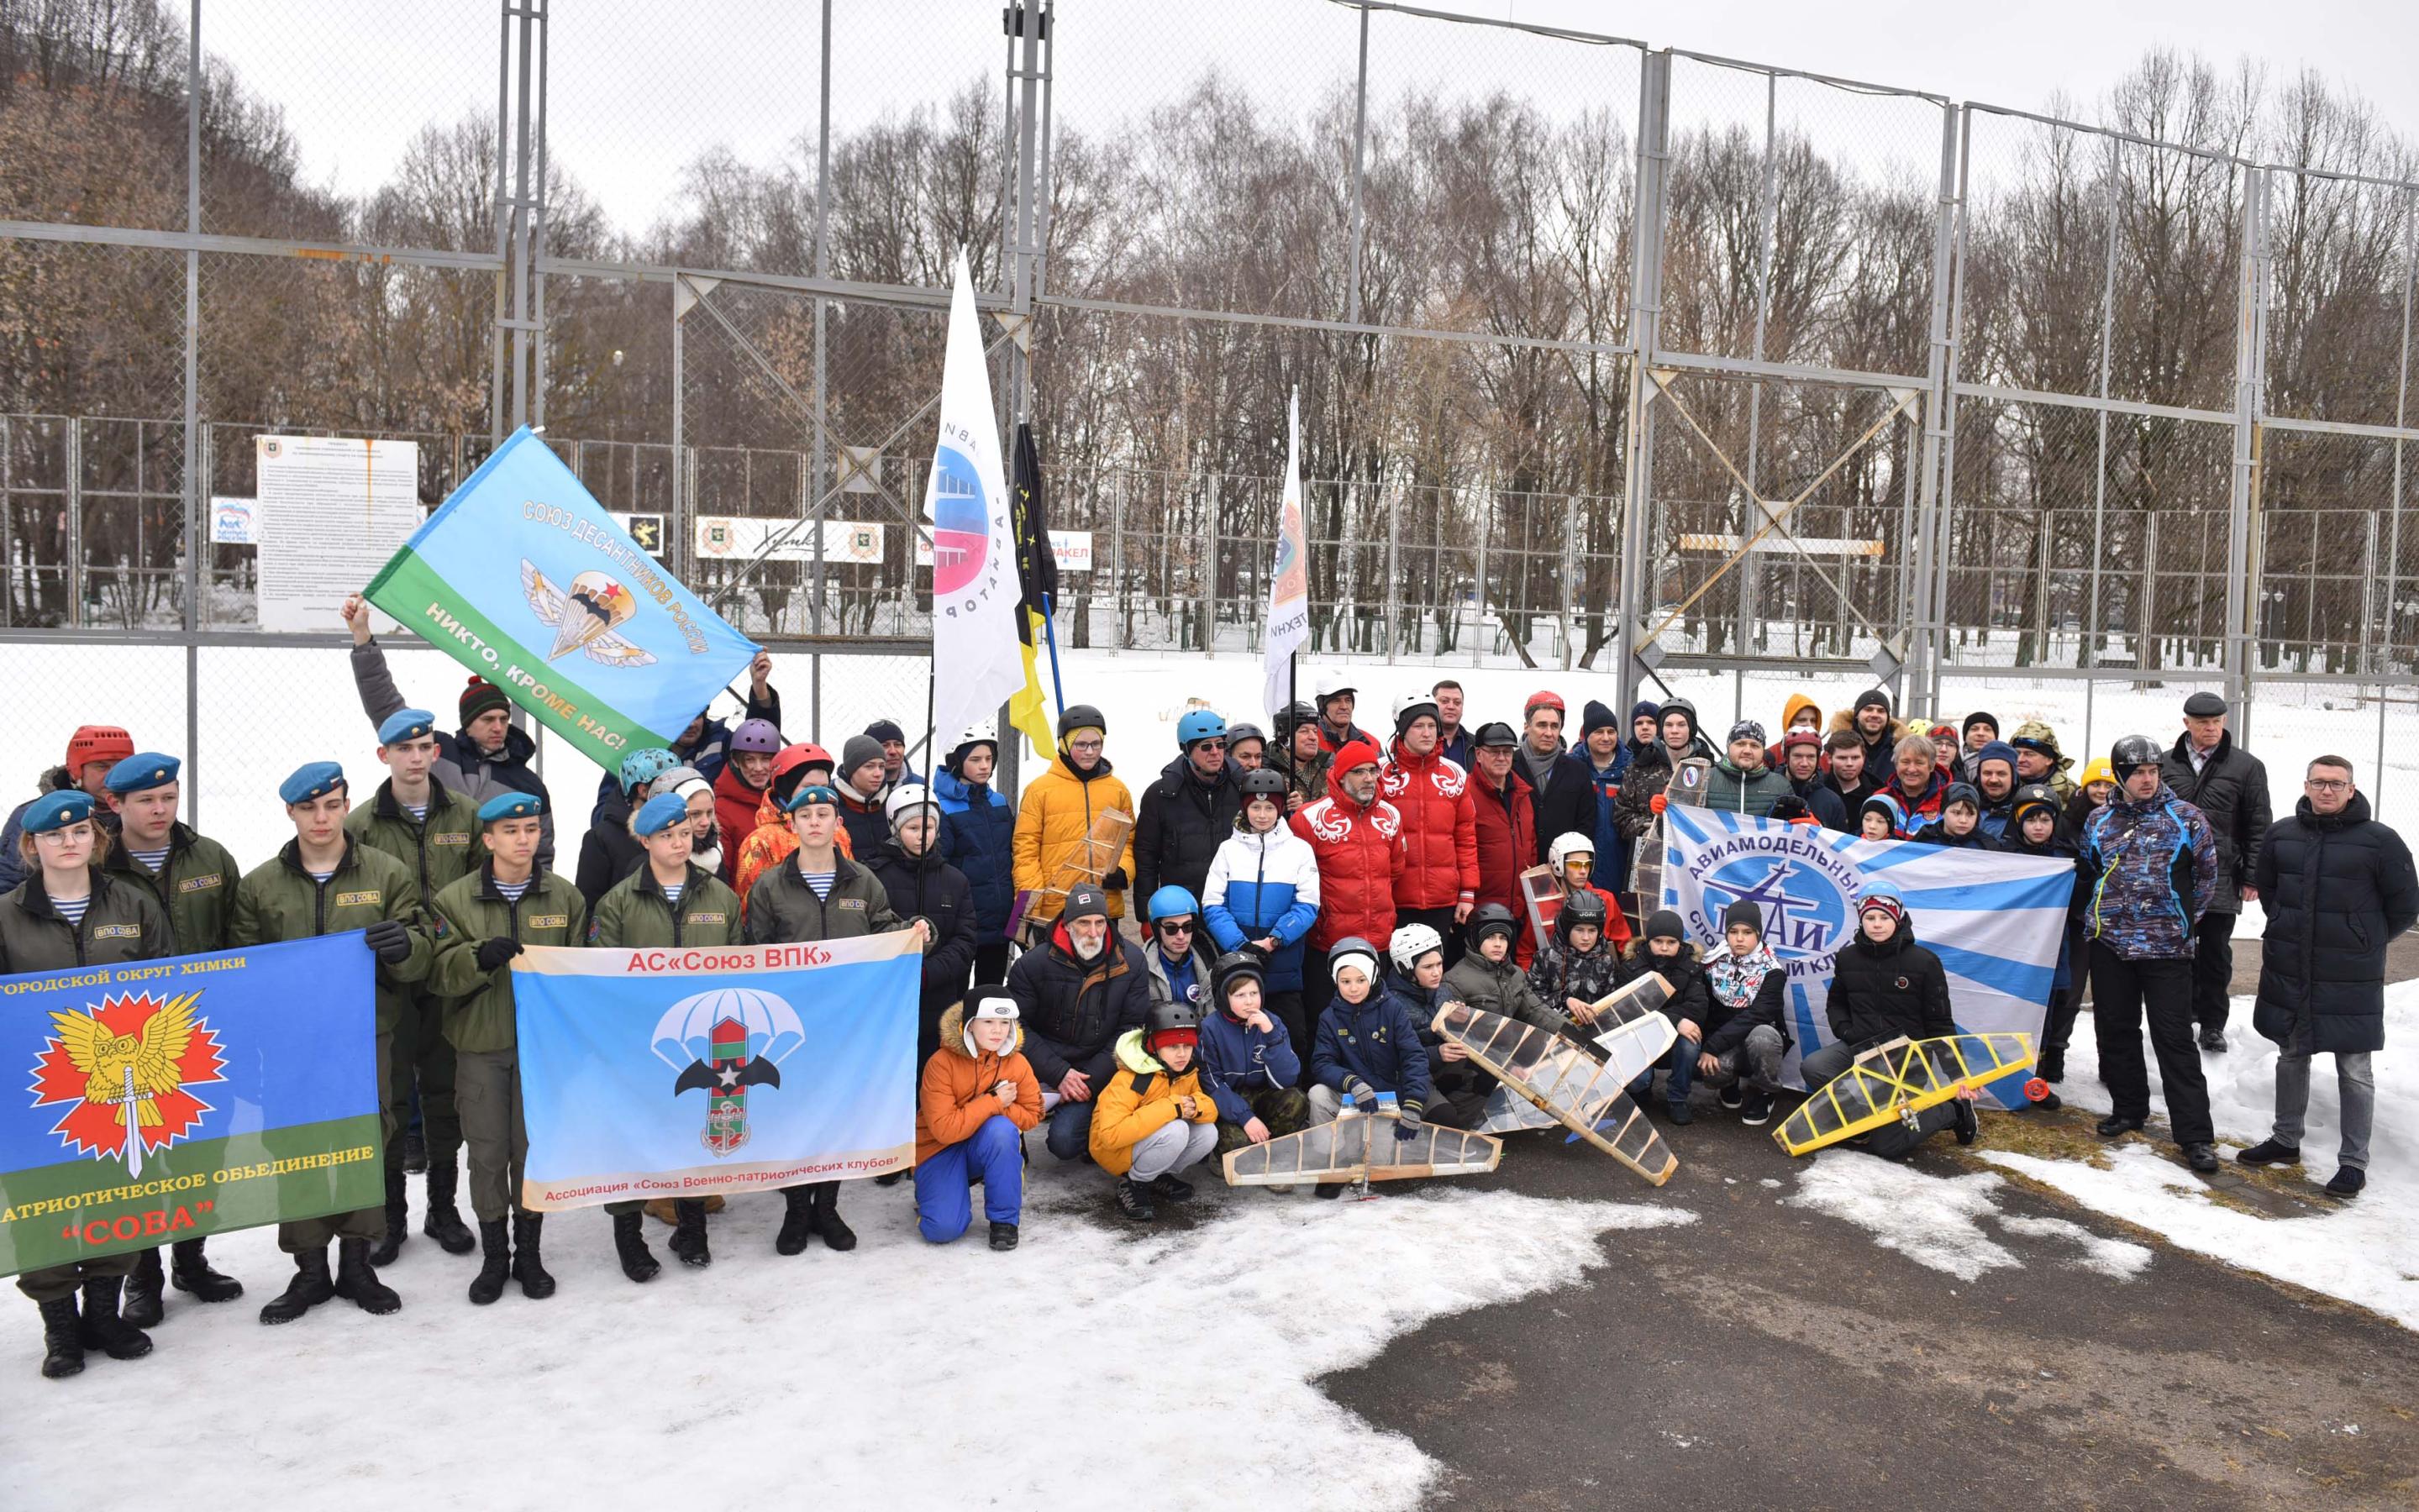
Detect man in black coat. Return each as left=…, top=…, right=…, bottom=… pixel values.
left=2238, top=756, right=2418, bottom=1200
left=1802, top=892, right=1973, bottom=1158
left=862, top=786, right=981, bottom=1068
left=1007, top=885, right=1149, bottom=1162
left=1516, top=694, right=1596, bottom=865
left=1133, top=716, right=1241, bottom=905
left=2159, top=692, right=2271, bottom=1051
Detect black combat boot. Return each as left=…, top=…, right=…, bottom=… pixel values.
left=169, top=1238, right=243, bottom=1303
left=468, top=1221, right=511, bottom=1305
left=988, top=1221, right=1019, bottom=1252
left=368, top=1171, right=409, bottom=1267
left=122, top=1246, right=166, bottom=1328
left=422, top=1161, right=476, bottom=1255
left=402, top=1124, right=428, bottom=1174
left=807, top=1182, right=857, bottom=1252
left=775, top=1186, right=814, bottom=1256
left=613, top=1210, right=660, bottom=1283
left=510, top=1210, right=555, bottom=1299
left=257, top=1247, right=334, bottom=1326
left=668, top=1199, right=711, bottom=1268
left=36, top=1295, right=83, bottom=1378
left=78, top=1276, right=154, bottom=1358
left=334, top=1237, right=401, bottom=1315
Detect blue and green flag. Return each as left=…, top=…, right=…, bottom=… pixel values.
left=0, top=936, right=383, bottom=1276
left=366, top=427, right=762, bottom=769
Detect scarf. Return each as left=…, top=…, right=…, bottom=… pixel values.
left=1517, top=743, right=1561, bottom=793
left=1704, top=943, right=1781, bottom=1010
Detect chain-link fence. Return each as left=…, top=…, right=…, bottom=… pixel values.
left=5, top=0, right=2419, bottom=833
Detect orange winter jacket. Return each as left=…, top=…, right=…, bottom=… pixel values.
left=916, top=1000, right=1044, bottom=1164
left=733, top=789, right=851, bottom=903
left=1087, top=1027, right=1218, bottom=1175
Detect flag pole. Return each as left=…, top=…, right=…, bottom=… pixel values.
left=918, top=662, right=937, bottom=920
left=1039, top=591, right=1068, bottom=716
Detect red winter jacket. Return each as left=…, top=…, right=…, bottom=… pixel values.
left=1290, top=784, right=1407, bottom=953
left=1380, top=739, right=1478, bottom=912
left=1470, top=768, right=1535, bottom=919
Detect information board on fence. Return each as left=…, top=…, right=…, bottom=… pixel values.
left=255, top=435, right=423, bottom=633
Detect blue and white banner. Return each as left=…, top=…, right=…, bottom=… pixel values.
left=1659, top=809, right=2072, bottom=1106
left=510, top=933, right=921, bottom=1210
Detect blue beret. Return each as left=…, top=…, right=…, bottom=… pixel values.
left=377, top=708, right=438, bottom=747
left=785, top=782, right=839, bottom=814
left=279, top=761, right=346, bottom=806
left=632, top=790, right=691, bottom=837
left=478, top=791, right=543, bottom=824
left=103, top=753, right=181, bottom=795
left=22, top=790, right=97, bottom=834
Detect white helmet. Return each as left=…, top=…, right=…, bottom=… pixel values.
left=1389, top=921, right=1444, bottom=974
left=1549, top=831, right=1596, bottom=870
left=962, top=987, right=1019, bottom=1055
left=956, top=719, right=998, bottom=748
left=1314, top=669, right=1357, bottom=704
left=1394, top=691, right=1439, bottom=727
left=885, top=783, right=939, bottom=828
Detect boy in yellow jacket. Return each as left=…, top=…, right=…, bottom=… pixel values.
left=1088, top=997, right=1218, bottom=1222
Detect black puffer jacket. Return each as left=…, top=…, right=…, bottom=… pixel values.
left=2160, top=732, right=2271, bottom=913
left=1614, top=939, right=1711, bottom=1032
left=1825, top=915, right=1955, bottom=1047
left=2252, top=794, right=2419, bottom=1054
left=1007, top=926, right=1149, bottom=1089
left=575, top=788, right=646, bottom=910
left=1133, top=756, right=1240, bottom=904
left=863, top=839, right=980, bottom=1018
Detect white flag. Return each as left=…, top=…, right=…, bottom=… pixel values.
left=1262, top=387, right=1311, bottom=722
left=926, top=252, right=1022, bottom=747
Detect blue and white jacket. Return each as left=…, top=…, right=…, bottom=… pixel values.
left=2080, top=783, right=2217, bottom=962
left=1201, top=823, right=1322, bottom=992
left=1197, top=1006, right=1302, bottom=1124
left=934, top=766, right=1015, bottom=937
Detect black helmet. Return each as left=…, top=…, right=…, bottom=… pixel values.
left=1238, top=767, right=1288, bottom=800
left=1144, top=993, right=1201, bottom=1039
left=1468, top=902, right=1518, bottom=946
left=2110, top=734, right=2161, bottom=774
left=2011, top=782, right=2059, bottom=820
left=1274, top=701, right=1318, bottom=736
left=1226, top=721, right=1267, bottom=750
left=1058, top=704, right=1107, bottom=741
left=1211, top=949, right=1265, bottom=1004
left=1558, top=890, right=1607, bottom=937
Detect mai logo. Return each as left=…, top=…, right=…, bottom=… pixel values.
left=653, top=987, right=806, bottom=1157
left=29, top=992, right=226, bottom=1176
left=1686, top=827, right=1866, bottom=978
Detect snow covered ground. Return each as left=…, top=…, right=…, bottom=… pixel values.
left=1787, top=1158, right=2153, bottom=1283
left=0, top=1180, right=1688, bottom=1509
left=1975, top=984, right=2419, bottom=1331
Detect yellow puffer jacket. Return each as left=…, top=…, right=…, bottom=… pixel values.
left=1012, top=749, right=1136, bottom=921
left=1086, top=1027, right=1217, bottom=1174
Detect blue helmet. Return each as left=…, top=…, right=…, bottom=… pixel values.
left=1147, top=885, right=1200, bottom=922
left=1175, top=710, right=1228, bottom=748
left=619, top=746, right=679, bottom=793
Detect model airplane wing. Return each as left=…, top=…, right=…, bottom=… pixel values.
left=1434, top=1002, right=1679, bottom=1186
left=1222, top=1107, right=1501, bottom=1187
left=1583, top=972, right=1678, bottom=1084
left=1775, top=1032, right=2036, bottom=1157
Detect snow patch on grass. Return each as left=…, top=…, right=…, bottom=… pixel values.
left=0, top=1182, right=1687, bottom=1509
left=1788, top=1154, right=2150, bottom=1283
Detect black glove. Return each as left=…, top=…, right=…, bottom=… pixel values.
left=363, top=918, right=412, bottom=965
left=1100, top=868, right=1128, bottom=890
left=475, top=936, right=523, bottom=973
left=1345, top=1077, right=1378, bottom=1106
left=1395, top=1098, right=1426, bottom=1139
left=1768, top=795, right=1812, bottom=822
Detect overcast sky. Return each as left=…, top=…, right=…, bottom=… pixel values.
left=193, top=0, right=2419, bottom=234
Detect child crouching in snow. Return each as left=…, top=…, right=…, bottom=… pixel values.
left=1089, top=999, right=1221, bottom=1222
left=1199, top=951, right=1309, bottom=1158
left=915, top=987, right=1043, bottom=1251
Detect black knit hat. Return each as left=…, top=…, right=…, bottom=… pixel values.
left=1721, top=899, right=1764, bottom=935
left=1644, top=909, right=1687, bottom=943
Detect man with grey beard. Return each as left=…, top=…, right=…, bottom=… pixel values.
left=1007, top=883, right=1150, bottom=1162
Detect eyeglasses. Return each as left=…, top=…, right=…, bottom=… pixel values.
left=2306, top=778, right=2351, bottom=792
left=1067, top=739, right=1104, bottom=753
left=1157, top=920, right=1195, bottom=935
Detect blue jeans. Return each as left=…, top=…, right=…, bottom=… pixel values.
left=915, top=1115, right=1025, bottom=1242
left=1044, top=1097, right=1095, bottom=1161
left=1659, top=1036, right=1697, bottom=1107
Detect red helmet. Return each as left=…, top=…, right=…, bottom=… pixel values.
left=770, top=743, right=835, bottom=804
left=1523, top=690, right=1566, bottom=718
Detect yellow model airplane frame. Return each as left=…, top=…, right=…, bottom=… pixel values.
left=1775, top=1032, right=2036, bottom=1157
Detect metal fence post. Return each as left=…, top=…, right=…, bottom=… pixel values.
left=184, top=0, right=201, bottom=822
left=1346, top=4, right=1369, bottom=325
left=2226, top=167, right=2270, bottom=739
left=1912, top=102, right=1964, bottom=710
left=1201, top=474, right=1217, bottom=654
left=1470, top=486, right=1488, bottom=668
left=1385, top=483, right=1400, bottom=664
left=1616, top=49, right=1672, bottom=713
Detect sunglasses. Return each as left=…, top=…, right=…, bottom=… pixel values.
left=1192, top=739, right=1227, bottom=752
left=1157, top=919, right=1195, bottom=934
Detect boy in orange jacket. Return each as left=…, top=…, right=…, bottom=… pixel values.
left=1088, top=997, right=1220, bottom=1222
left=915, top=987, right=1044, bottom=1250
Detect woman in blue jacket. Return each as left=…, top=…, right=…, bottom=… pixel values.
left=935, top=725, right=1016, bottom=984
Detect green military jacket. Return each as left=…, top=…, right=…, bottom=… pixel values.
left=0, top=867, right=171, bottom=973
left=99, top=822, right=239, bottom=955
left=587, top=863, right=743, bottom=949
left=228, top=838, right=433, bottom=1032
left=428, top=863, right=587, bottom=1055
left=743, top=853, right=902, bottom=945
left=345, top=777, right=483, bottom=901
